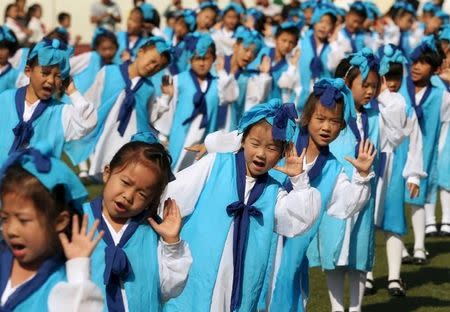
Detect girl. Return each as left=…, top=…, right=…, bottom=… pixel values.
left=64, top=37, right=171, bottom=179
left=115, top=6, right=146, bottom=64
left=334, top=1, right=367, bottom=54
left=69, top=27, right=118, bottom=94
left=211, top=3, right=244, bottom=56
left=243, top=8, right=266, bottom=36
left=0, top=26, right=19, bottom=93
left=0, top=38, right=97, bottom=167
left=83, top=138, right=192, bottom=311
left=196, top=1, right=219, bottom=33
left=4, top=3, right=31, bottom=46
left=0, top=148, right=104, bottom=311
left=26, top=4, right=46, bottom=44
left=163, top=98, right=321, bottom=312
left=153, top=33, right=220, bottom=172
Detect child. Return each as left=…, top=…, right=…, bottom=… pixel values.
left=69, top=27, right=118, bottom=94
left=335, top=1, right=367, bottom=54
left=64, top=36, right=172, bottom=179
left=153, top=33, right=220, bottom=172
left=0, top=148, right=104, bottom=311
left=243, top=8, right=266, bottom=36
left=211, top=3, right=244, bottom=56
left=163, top=98, right=321, bottom=312
left=0, top=38, right=97, bottom=167
left=138, top=3, right=163, bottom=37
left=58, top=12, right=81, bottom=48
left=26, top=4, right=46, bottom=44
left=115, top=6, right=146, bottom=63
left=196, top=1, right=219, bottom=33
left=84, top=138, right=192, bottom=311
left=215, top=27, right=271, bottom=131
left=4, top=3, right=31, bottom=46
left=402, top=37, right=450, bottom=261
left=384, top=2, right=418, bottom=55
left=365, top=44, right=426, bottom=297
left=0, top=26, right=19, bottom=93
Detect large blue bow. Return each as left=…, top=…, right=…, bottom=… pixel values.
left=313, top=78, right=345, bottom=108
left=0, top=26, right=16, bottom=43
left=182, top=9, right=197, bottom=32
left=378, top=44, right=408, bottom=76
left=410, top=36, right=438, bottom=62
left=272, top=103, right=298, bottom=141
left=311, top=3, right=338, bottom=24
left=348, top=47, right=380, bottom=80
left=139, top=3, right=156, bottom=21
left=234, top=26, right=264, bottom=55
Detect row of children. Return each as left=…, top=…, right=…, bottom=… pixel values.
left=0, top=0, right=449, bottom=311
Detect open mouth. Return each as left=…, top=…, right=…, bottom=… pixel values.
left=252, top=159, right=265, bottom=170
left=114, top=201, right=128, bottom=213
left=319, top=133, right=331, bottom=141
left=10, top=243, right=26, bottom=257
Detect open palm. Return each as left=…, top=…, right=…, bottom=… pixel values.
left=274, top=144, right=306, bottom=177
left=345, top=139, right=377, bottom=177
left=148, top=198, right=182, bottom=244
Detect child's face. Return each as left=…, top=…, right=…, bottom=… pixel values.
left=1, top=193, right=52, bottom=266
left=174, top=18, right=189, bottom=38
left=102, top=162, right=159, bottom=222
left=7, top=5, right=18, bottom=19
left=308, top=102, right=343, bottom=147
left=222, top=9, right=240, bottom=31
left=425, top=16, right=442, bottom=35
left=167, top=17, right=176, bottom=29
left=386, top=77, right=402, bottom=92
left=197, top=8, right=217, bottom=30
left=135, top=46, right=168, bottom=77
left=275, top=32, right=297, bottom=57
left=242, top=121, right=283, bottom=177
left=0, top=47, right=10, bottom=66
left=350, top=71, right=379, bottom=107
left=234, top=43, right=257, bottom=68
left=345, top=12, right=364, bottom=33
left=411, top=60, right=434, bottom=84
left=313, top=14, right=336, bottom=41
left=25, top=65, right=62, bottom=100
left=34, top=7, right=42, bottom=19
left=422, top=12, right=434, bottom=24
left=97, top=39, right=117, bottom=64
left=190, top=50, right=215, bottom=78
left=395, top=13, right=415, bottom=31
left=440, top=40, right=450, bottom=55
left=127, top=10, right=143, bottom=35
left=304, top=8, right=313, bottom=24
left=61, top=17, right=71, bottom=28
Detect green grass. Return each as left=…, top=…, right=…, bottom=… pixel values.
left=307, top=205, right=450, bottom=312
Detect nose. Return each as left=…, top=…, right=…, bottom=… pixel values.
left=122, top=189, right=134, bottom=204
left=322, top=120, right=332, bottom=131
left=4, top=219, right=19, bottom=238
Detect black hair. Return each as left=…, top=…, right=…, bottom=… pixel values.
left=26, top=4, right=41, bottom=25
left=0, top=30, right=19, bottom=55
left=335, top=57, right=381, bottom=94
left=45, top=28, right=69, bottom=44
left=275, top=26, right=300, bottom=42
left=93, top=31, right=118, bottom=50
left=108, top=141, right=173, bottom=218
left=4, top=4, right=17, bottom=23
left=413, top=44, right=445, bottom=71
left=300, top=93, right=346, bottom=129
left=138, top=6, right=161, bottom=27
left=241, top=120, right=288, bottom=156
left=58, top=12, right=70, bottom=24
left=384, top=62, right=404, bottom=81
left=348, top=6, right=368, bottom=20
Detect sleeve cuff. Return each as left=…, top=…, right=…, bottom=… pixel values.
left=289, top=171, right=310, bottom=191
left=352, top=169, right=375, bottom=183
left=407, top=176, right=420, bottom=186
left=66, top=257, right=90, bottom=283
left=68, top=90, right=86, bottom=106
left=160, top=239, right=186, bottom=259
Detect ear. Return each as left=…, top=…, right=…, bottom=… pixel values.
left=103, top=165, right=111, bottom=184
left=55, top=211, right=70, bottom=233
left=24, top=65, right=32, bottom=78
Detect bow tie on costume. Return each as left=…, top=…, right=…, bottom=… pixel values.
left=182, top=69, right=213, bottom=129
left=309, top=35, right=329, bottom=79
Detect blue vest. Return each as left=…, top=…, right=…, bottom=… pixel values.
left=15, top=48, right=30, bottom=74
left=164, top=152, right=281, bottom=312
left=270, top=157, right=342, bottom=312
left=72, top=51, right=105, bottom=94
left=168, top=70, right=219, bottom=168
left=0, top=65, right=18, bottom=94
left=402, top=82, right=444, bottom=206
left=297, top=34, right=332, bottom=111
left=0, top=88, right=65, bottom=166
left=114, top=32, right=145, bottom=64
left=83, top=202, right=161, bottom=312
left=308, top=108, right=380, bottom=272
left=64, top=64, right=155, bottom=165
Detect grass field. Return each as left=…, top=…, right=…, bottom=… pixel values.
left=86, top=183, right=449, bottom=312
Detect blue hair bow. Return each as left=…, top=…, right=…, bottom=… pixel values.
left=221, top=3, right=245, bottom=16
left=439, top=25, right=450, bottom=41
left=246, top=8, right=264, bottom=22
left=141, top=36, right=173, bottom=61
left=185, top=32, right=214, bottom=58
left=423, top=2, right=439, bottom=13
left=313, top=78, right=345, bottom=108
left=364, top=2, right=381, bottom=21
left=348, top=47, right=380, bottom=80
left=279, top=20, right=302, bottom=31
left=238, top=99, right=298, bottom=142
left=436, top=10, right=450, bottom=24
left=311, top=3, right=338, bottom=24
left=350, top=1, right=368, bottom=14
left=301, top=0, right=317, bottom=10
left=91, top=27, right=116, bottom=48
left=139, top=3, right=156, bottom=22
left=410, top=35, right=438, bottom=62
left=378, top=44, right=408, bottom=76
left=182, top=9, right=197, bottom=32
left=28, top=38, right=74, bottom=79
left=234, top=26, right=264, bottom=55
left=0, top=26, right=17, bottom=43
left=393, top=2, right=416, bottom=16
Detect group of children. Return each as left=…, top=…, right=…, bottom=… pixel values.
left=0, top=0, right=449, bottom=311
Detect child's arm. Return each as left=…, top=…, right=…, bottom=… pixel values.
left=62, top=79, right=98, bottom=141
left=273, top=146, right=321, bottom=237
left=216, top=56, right=240, bottom=104
left=152, top=75, right=179, bottom=144
left=149, top=199, right=193, bottom=301
left=245, top=69, right=272, bottom=111
left=49, top=215, right=104, bottom=312
left=327, top=140, right=377, bottom=219
left=327, top=30, right=353, bottom=73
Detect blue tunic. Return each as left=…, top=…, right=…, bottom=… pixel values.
left=0, top=64, right=19, bottom=93
left=72, top=51, right=105, bottom=94
left=114, top=32, right=146, bottom=64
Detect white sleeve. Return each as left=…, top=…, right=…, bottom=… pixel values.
left=9, top=48, right=23, bottom=69
left=162, top=153, right=217, bottom=217
left=274, top=172, right=321, bottom=237
left=403, top=112, right=427, bottom=184
left=377, top=90, right=408, bottom=151
left=244, top=73, right=272, bottom=111
left=277, top=64, right=298, bottom=90
left=70, top=52, right=93, bottom=76
left=158, top=240, right=193, bottom=301
left=150, top=94, right=171, bottom=123
left=383, top=23, right=400, bottom=46
left=48, top=258, right=104, bottom=312
left=84, top=67, right=106, bottom=110
left=441, top=89, right=450, bottom=123
left=327, top=170, right=374, bottom=219
left=152, top=76, right=179, bottom=142
left=327, top=34, right=353, bottom=73
left=204, top=130, right=242, bottom=153
left=217, top=70, right=239, bottom=104
left=62, top=91, right=97, bottom=141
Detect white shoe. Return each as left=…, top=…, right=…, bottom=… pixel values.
left=78, top=170, right=89, bottom=178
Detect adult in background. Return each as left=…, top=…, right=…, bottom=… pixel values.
left=90, top=0, right=121, bottom=32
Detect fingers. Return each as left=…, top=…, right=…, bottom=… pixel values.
left=58, top=232, right=69, bottom=248
left=71, top=214, right=79, bottom=237
left=299, top=148, right=306, bottom=160
left=80, top=214, right=88, bottom=236
left=87, top=219, right=100, bottom=241
left=344, top=156, right=356, bottom=166
left=92, top=230, right=105, bottom=249
left=147, top=217, right=159, bottom=231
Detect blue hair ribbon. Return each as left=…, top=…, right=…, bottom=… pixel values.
left=139, top=3, right=156, bottom=22
left=348, top=47, right=380, bottom=80
left=234, top=26, right=264, bottom=55
left=378, top=44, right=408, bottom=76
left=410, top=35, right=438, bottom=62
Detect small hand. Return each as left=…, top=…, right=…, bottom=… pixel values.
left=59, top=214, right=104, bottom=260
left=259, top=55, right=271, bottom=74
left=274, top=145, right=306, bottom=177
left=64, top=77, right=77, bottom=95
left=121, top=50, right=131, bottom=62
left=289, top=48, right=301, bottom=66
left=407, top=182, right=420, bottom=198
left=148, top=198, right=181, bottom=244
left=185, top=143, right=207, bottom=160
left=216, top=55, right=225, bottom=72
left=380, top=76, right=388, bottom=93
left=344, top=139, right=377, bottom=177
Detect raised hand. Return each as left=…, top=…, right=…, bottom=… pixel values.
left=148, top=198, right=181, bottom=244
left=259, top=55, right=271, bottom=74
left=161, top=75, right=174, bottom=98
left=274, top=145, right=306, bottom=177
left=59, top=214, right=104, bottom=260
left=407, top=182, right=420, bottom=198
left=380, top=76, right=388, bottom=93
left=344, top=139, right=377, bottom=177
left=216, top=55, right=225, bottom=72
left=121, top=50, right=131, bottom=62
left=185, top=143, right=207, bottom=160
left=289, top=48, right=301, bottom=66
left=64, top=77, right=77, bottom=96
